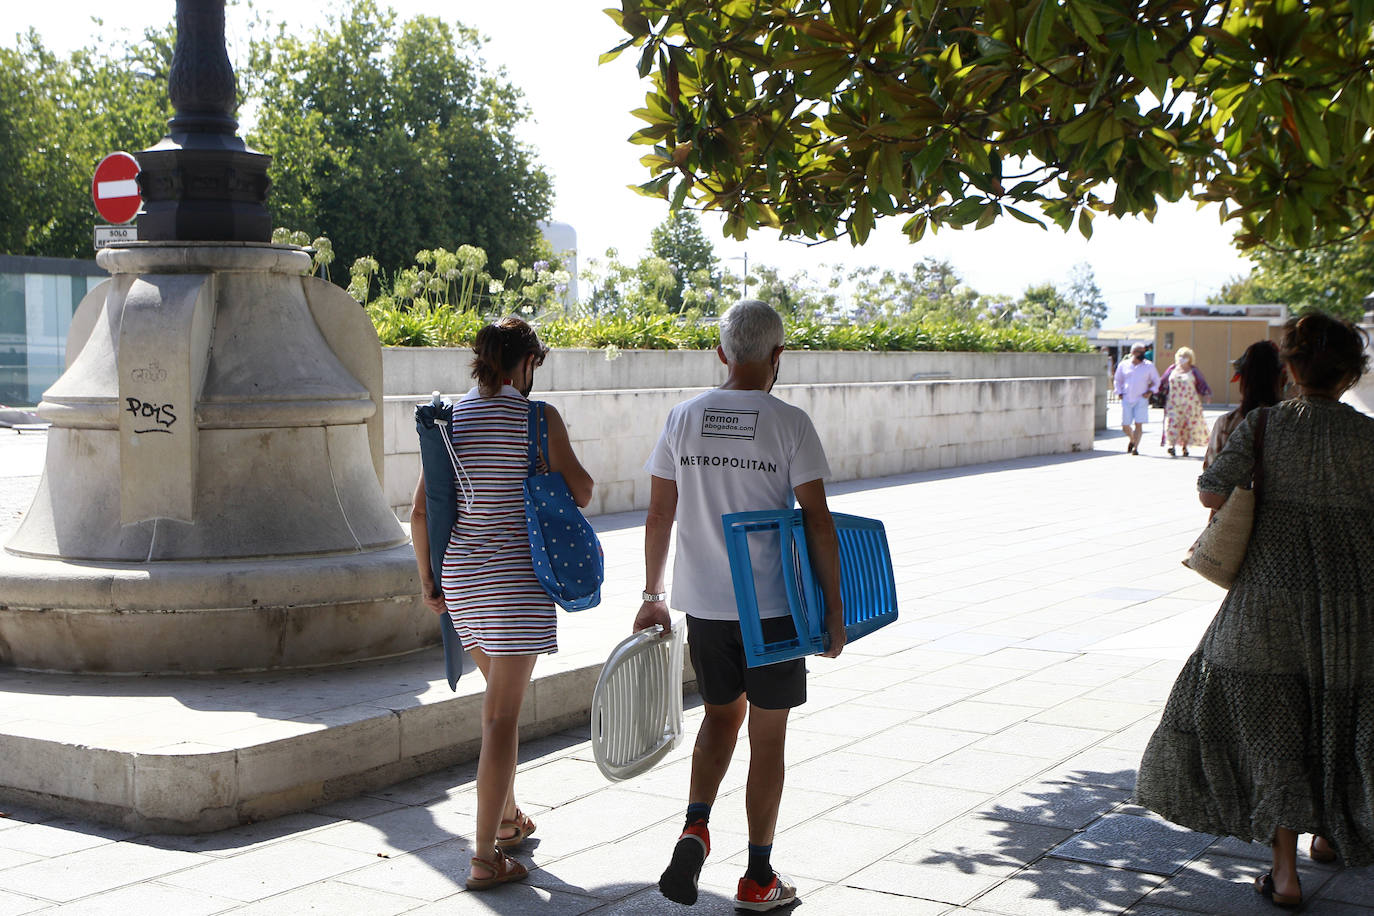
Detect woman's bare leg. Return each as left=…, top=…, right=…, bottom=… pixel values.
left=468, top=647, right=522, bottom=829
left=468, top=650, right=537, bottom=878
left=1270, top=827, right=1300, bottom=899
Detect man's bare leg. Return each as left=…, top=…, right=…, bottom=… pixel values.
left=743, top=705, right=789, bottom=849
left=690, top=696, right=748, bottom=805
left=660, top=696, right=747, bottom=904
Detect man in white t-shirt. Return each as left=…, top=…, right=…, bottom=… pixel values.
left=635, top=299, right=845, bottom=912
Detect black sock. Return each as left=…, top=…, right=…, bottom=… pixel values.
left=684, top=802, right=710, bottom=830
left=745, top=842, right=773, bottom=884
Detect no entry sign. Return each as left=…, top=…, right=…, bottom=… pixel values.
left=92, top=152, right=142, bottom=224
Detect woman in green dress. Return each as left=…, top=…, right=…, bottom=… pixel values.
left=1137, top=311, right=1374, bottom=908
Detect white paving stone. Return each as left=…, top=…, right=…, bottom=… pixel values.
left=3, top=424, right=1373, bottom=914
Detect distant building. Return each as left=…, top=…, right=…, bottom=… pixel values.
left=1072, top=323, right=1153, bottom=374
left=0, top=255, right=106, bottom=406
left=537, top=220, right=578, bottom=308
left=1137, top=294, right=1289, bottom=405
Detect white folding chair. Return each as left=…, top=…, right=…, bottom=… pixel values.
left=590, top=619, right=686, bottom=781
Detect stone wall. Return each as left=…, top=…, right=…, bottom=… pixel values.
left=382, top=370, right=1096, bottom=517
left=384, top=347, right=1110, bottom=426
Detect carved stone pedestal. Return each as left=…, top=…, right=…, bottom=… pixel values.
left=0, top=244, right=430, bottom=673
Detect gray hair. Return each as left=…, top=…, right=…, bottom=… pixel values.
left=719, top=299, right=783, bottom=363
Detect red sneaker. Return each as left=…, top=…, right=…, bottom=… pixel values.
left=735, top=872, right=797, bottom=911
left=659, top=820, right=710, bottom=905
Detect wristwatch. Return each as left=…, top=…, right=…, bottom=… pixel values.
left=642, top=590, right=667, bottom=602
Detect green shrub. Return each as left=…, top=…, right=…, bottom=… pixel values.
left=368, top=307, right=1091, bottom=353
left=334, top=237, right=1090, bottom=354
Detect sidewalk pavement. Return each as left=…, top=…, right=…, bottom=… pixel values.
left=0, top=411, right=1371, bottom=914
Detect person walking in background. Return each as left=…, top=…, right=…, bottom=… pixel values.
left=635, top=299, right=845, bottom=912
left=1159, top=347, right=1211, bottom=457
left=1137, top=312, right=1374, bottom=908
left=1202, top=340, right=1286, bottom=469
left=1113, top=344, right=1160, bottom=454
left=409, top=317, right=594, bottom=891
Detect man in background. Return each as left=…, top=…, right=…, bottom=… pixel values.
left=1114, top=343, right=1160, bottom=455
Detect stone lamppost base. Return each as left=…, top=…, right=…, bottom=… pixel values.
left=0, top=243, right=434, bottom=673
left=0, top=548, right=429, bottom=673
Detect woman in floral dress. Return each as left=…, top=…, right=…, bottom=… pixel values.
left=1137, top=312, right=1374, bottom=908
left=1160, top=347, right=1211, bottom=457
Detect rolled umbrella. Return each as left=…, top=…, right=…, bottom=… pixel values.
left=415, top=392, right=474, bottom=690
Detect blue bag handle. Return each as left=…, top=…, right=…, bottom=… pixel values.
left=526, top=401, right=549, bottom=477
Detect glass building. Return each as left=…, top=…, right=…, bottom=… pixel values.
left=0, top=255, right=107, bottom=406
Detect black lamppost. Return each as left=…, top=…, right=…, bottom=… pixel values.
left=136, top=0, right=271, bottom=242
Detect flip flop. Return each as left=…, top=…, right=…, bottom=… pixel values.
left=466, top=849, right=529, bottom=891
left=496, top=807, right=537, bottom=848
left=1254, top=871, right=1301, bottom=908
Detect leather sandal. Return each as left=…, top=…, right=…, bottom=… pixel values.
left=466, top=848, right=529, bottom=891
left=1254, top=871, right=1301, bottom=908
left=1310, top=835, right=1338, bottom=864
left=496, top=807, right=537, bottom=848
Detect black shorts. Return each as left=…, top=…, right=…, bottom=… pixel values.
left=686, top=615, right=806, bottom=710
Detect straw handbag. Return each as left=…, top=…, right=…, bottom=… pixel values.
left=1182, top=409, right=1268, bottom=588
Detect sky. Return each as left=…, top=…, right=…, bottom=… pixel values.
left=11, top=0, right=1257, bottom=328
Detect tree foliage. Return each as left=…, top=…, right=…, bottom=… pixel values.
left=246, top=1, right=553, bottom=277
left=849, top=258, right=982, bottom=321
left=608, top=0, right=1374, bottom=250
left=0, top=2, right=551, bottom=273
left=0, top=27, right=172, bottom=257
left=1015, top=281, right=1078, bottom=331
left=1065, top=261, right=1108, bottom=328
left=649, top=209, right=720, bottom=310
left=746, top=262, right=842, bottom=318
left=1209, top=237, right=1374, bottom=319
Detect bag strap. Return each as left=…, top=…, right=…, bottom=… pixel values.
left=1251, top=407, right=1268, bottom=497
left=526, top=401, right=549, bottom=477
left=431, top=394, right=475, bottom=512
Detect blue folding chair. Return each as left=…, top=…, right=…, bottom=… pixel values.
left=415, top=393, right=475, bottom=690
left=722, top=510, right=899, bottom=668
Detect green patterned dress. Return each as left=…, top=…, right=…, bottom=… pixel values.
left=1137, top=396, right=1374, bottom=865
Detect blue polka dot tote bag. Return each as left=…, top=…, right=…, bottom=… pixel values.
left=524, top=401, right=603, bottom=611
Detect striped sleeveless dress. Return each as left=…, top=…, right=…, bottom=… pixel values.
left=439, top=386, right=557, bottom=655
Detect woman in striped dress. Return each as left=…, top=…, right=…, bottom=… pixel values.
left=410, top=317, right=593, bottom=890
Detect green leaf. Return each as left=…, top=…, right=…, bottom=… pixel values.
left=599, top=37, right=638, bottom=65
left=880, top=144, right=904, bottom=193
left=1065, top=0, right=1105, bottom=52
left=1025, top=0, right=1058, bottom=59
left=1077, top=208, right=1094, bottom=239
left=1353, top=0, right=1374, bottom=35
left=849, top=195, right=875, bottom=244
left=670, top=178, right=691, bottom=210
left=1289, top=96, right=1331, bottom=169
left=1059, top=110, right=1103, bottom=145
left=1006, top=206, right=1047, bottom=227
